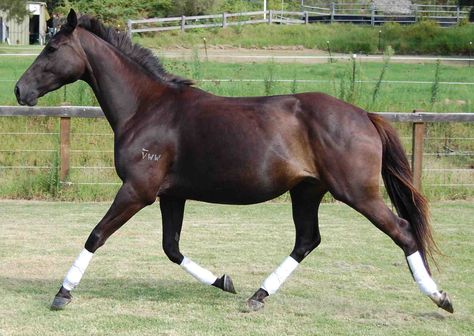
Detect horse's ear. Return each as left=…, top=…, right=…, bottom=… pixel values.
left=64, top=9, right=77, bottom=33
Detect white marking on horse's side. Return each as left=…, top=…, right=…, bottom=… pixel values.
left=141, top=148, right=161, bottom=161
left=261, top=256, right=299, bottom=295
left=62, top=249, right=94, bottom=291
left=180, top=256, right=218, bottom=285
left=407, top=251, right=439, bottom=296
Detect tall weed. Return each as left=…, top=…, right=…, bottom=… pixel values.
left=371, top=46, right=394, bottom=108
left=431, top=59, right=441, bottom=108
left=263, top=60, right=276, bottom=96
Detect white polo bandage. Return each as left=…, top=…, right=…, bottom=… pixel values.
left=407, top=251, right=438, bottom=296
left=261, top=256, right=299, bottom=295
left=62, top=249, right=94, bottom=291
left=180, top=256, right=218, bottom=285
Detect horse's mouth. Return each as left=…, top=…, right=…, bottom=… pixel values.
left=24, top=97, right=38, bottom=106
left=17, top=97, right=38, bottom=106
left=16, top=92, right=38, bottom=106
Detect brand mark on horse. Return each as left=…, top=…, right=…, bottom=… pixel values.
left=141, top=148, right=161, bottom=161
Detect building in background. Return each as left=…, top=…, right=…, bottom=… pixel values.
left=0, top=2, right=49, bottom=45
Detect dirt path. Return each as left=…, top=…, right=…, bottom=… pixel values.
left=154, top=46, right=470, bottom=65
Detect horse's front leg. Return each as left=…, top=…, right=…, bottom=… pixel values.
left=160, top=196, right=236, bottom=294
left=51, top=183, right=153, bottom=310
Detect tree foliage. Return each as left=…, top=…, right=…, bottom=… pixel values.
left=52, top=0, right=301, bottom=27
left=55, top=0, right=174, bottom=27
left=0, top=0, right=29, bottom=22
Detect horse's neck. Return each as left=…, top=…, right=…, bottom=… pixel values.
left=79, top=31, right=163, bottom=133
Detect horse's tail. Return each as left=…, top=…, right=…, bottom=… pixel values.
left=368, top=113, right=438, bottom=273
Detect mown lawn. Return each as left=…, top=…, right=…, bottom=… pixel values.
left=0, top=200, right=472, bottom=335
left=2, top=52, right=474, bottom=112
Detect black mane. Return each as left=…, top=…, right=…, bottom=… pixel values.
left=77, top=16, right=193, bottom=88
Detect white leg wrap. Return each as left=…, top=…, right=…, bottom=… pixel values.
left=407, top=251, right=438, bottom=296
left=180, top=256, right=218, bottom=285
left=62, top=249, right=94, bottom=291
left=261, top=256, right=299, bottom=295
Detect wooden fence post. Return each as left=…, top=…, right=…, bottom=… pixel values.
left=222, top=12, right=227, bottom=28
left=330, top=3, right=335, bottom=23
left=60, top=116, right=71, bottom=182
left=411, top=110, right=425, bottom=191
left=269, top=10, right=273, bottom=24
left=127, top=19, right=132, bottom=39
left=304, top=11, right=309, bottom=24
left=370, top=3, right=375, bottom=26
left=181, top=15, right=186, bottom=32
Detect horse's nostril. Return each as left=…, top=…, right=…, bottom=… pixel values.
left=14, top=85, right=20, bottom=98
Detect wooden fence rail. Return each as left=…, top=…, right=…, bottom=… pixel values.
left=0, top=106, right=473, bottom=190
left=127, top=4, right=470, bottom=36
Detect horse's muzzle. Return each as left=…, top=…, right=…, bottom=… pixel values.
left=14, top=83, right=38, bottom=106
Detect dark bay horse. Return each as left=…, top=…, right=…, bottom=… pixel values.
left=15, top=10, right=453, bottom=313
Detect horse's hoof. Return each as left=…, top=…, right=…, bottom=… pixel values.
left=51, top=295, right=72, bottom=310
left=430, top=290, right=454, bottom=314
left=213, top=274, right=237, bottom=294
left=222, top=274, right=237, bottom=294
left=246, top=298, right=265, bottom=311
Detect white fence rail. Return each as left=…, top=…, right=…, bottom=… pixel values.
left=127, top=4, right=470, bottom=37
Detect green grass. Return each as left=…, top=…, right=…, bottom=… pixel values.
left=135, top=21, right=474, bottom=56
left=0, top=52, right=473, bottom=201
left=2, top=54, right=474, bottom=111
left=0, top=200, right=473, bottom=335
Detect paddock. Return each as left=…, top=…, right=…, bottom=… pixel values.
left=1, top=22, right=473, bottom=334
left=1, top=200, right=472, bottom=335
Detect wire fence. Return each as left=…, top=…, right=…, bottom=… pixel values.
left=0, top=110, right=472, bottom=201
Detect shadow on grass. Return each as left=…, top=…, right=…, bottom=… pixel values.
left=1, top=276, right=235, bottom=307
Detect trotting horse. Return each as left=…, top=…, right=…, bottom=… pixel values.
left=15, top=10, right=453, bottom=313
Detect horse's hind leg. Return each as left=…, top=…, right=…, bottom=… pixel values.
left=159, top=196, right=236, bottom=294
left=247, top=182, right=326, bottom=311
left=51, top=183, right=152, bottom=310
left=341, top=193, right=453, bottom=313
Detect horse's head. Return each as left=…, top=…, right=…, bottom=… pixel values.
left=15, top=9, right=86, bottom=106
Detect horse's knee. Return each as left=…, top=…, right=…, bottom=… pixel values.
left=162, top=241, right=183, bottom=264
left=291, top=234, right=321, bottom=262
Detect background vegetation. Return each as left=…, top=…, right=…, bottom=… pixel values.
left=1, top=2, right=473, bottom=201
left=135, top=21, right=474, bottom=56
left=0, top=52, right=473, bottom=201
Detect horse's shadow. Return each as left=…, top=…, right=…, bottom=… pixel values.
left=1, top=276, right=235, bottom=308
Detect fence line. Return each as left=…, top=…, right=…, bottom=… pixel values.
left=127, top=4, right=469, bottom=36
left=6, top=78, right=474, bottom=87
left=3, top=53, right=473, bottom=63
left=198, top=79, right=474, bottom=86
left=0, top=106, right=473, bottom=192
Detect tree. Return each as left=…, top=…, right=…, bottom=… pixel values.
left=458, top=0, right=474, bottom=22
left=54, top=0, right=174, bottom=27
left=0, top=0, right=29, bottom=22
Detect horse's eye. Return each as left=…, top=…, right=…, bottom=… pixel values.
left=47, top=45, right=57, bottom=53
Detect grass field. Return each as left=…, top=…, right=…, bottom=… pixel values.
left=0, top=200, right=473, bottom=335
left=2, top=53, right=474, bottom=111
